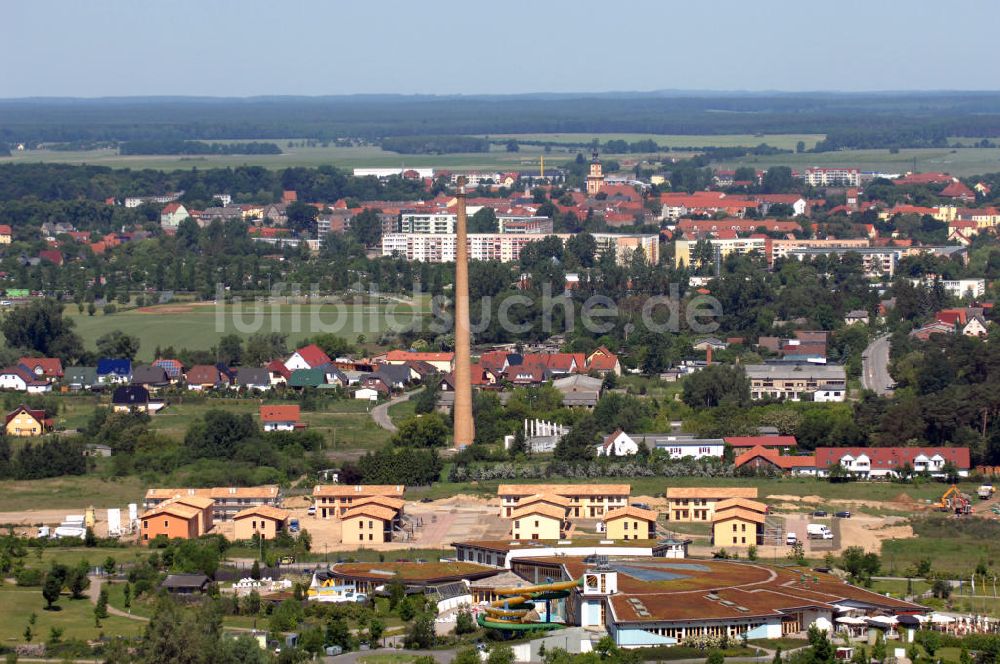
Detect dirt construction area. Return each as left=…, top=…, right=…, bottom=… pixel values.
left=274, top=495, right=510, bottom=553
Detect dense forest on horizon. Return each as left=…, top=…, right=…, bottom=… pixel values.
left=3, top=92, right=1000, bottom=150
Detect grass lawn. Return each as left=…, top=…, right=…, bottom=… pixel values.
left=748, top=637, right=809, bottom=651
left=17, top=546, right=142, bottom=571
left=357, top=655, right=420, bottom=664
left=0, top=586, right=144, bottom=644
left=868, top=579, right=932, bottom=597
left=62, top=303, right=431, bottom=362
left=223, top=546, right=452, bottom=564
left=0, top=474, right=146, bottom=512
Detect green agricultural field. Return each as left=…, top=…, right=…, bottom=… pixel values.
left=716, top=146, right=1000, bottom=178
left=491, top=133, right=826, bottom=151
left=62, top=302, right=432, bottom=361
left=0, top=586, right=144, bottom=643
left=0, top=141, right=562, bottom=172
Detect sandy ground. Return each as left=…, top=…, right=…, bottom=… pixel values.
left=0, top=508, right=120, bottom=538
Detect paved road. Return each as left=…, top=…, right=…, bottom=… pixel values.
left=371, top=386, right=423, bottom=433
left=861, top=334, right=894, bottom=395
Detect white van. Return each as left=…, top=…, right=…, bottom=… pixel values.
left=785, top=532, right=797, bottom=545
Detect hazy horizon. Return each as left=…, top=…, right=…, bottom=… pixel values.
left=4, top=0, right=1000, bottom=97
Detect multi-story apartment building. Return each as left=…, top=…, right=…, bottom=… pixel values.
left=745, top=363, right=847, bottom=402
left=497, top=216, right=554, bottom=234
left=769, top=238, right=870, bottom=265
left=665, top=487, right=759, bottom=522
left=312, top=484, right=406, bottom=518
left=399, top=213, right=456, bottom=234
left=673, top=237, right=767, bottom=270
left=497, top=484, right=631, bottom=519
left=804, top=167, right=861, bottom=188
left=143, top=486, right=282, bottom=521
left=383, top=233, right=658, bottom=265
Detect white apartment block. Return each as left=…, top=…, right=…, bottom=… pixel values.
left=673, top=237, right=767, bottom=269
left=399, top=213, right=456, bottom=234
left=804, top=167, right=861, bottom=188
left=911, top=278, right=986, bottom=299
left=383, top=233, right=659, bottom=265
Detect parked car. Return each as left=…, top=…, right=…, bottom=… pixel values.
left=834, top=511, right=852, bottom=518
left=280, top=556, right=295, bottom=564
left=812, top=510, right=828, bottom=517
left=306, top=505, right=316, bottom=516
left=785, top=532, right=798, bottom=545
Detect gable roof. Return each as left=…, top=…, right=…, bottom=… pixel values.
left=233, top=505, right=290, bottom=521
left=97, top=358, right=132, bottom=376
left=235, top=367, right=271, bottom=387
left=288, top=368, right=325, bottom=387
left=186, top=364, right=223, bottom=385
left=510, top=502, right=567, bottom=520
left=260, top=404, right=301, bottom=423
left=64, top=366, right=98, bottom=386
left=385, top=350, right=455, bottom=364
left=814, top=446, right=970, bottom=470
left=498, top=483, right=631, bottom=497
left=734, top=446, right=816, bottom=470
left=714, top=497, right=768, bottom=513
left=313, top=484, right=406, bottom=497
left=18, top=357, right=63, bottom=378
left=342, top=504, right=398, bottom=521
left=5, top=405, right=49, bottom=427
left=112, top=385, right=151, bottom=405
left=290, top=344, right=332, bottom=368
left=131, top=365, right=169, bottom=385
left=603, top=505, right=659, bottom=522
left=712, top=507, right=767, bottom=524
left=666, top=487, right=759, bottom=499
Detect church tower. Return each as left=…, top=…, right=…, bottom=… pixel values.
left=585, top=150, right=604, bottom=196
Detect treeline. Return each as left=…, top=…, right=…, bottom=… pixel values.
left=380, top=135, right=488, bottom=154
left=0, top=162, right=427, bottom=203
left=0, top=436, right=86, bottom=480
left=118, top=140, right=282, bottom=155
left=5, top=93, right=1000, bottom=144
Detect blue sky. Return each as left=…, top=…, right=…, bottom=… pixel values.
left=3, top=0, right=998, bottom=97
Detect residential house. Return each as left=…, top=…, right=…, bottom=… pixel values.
left=287, top=368, right=325, bottom=389
left=497, top=484, right=630, bottom=519
left=814, top=447, right=970, bottom=479
left=5, top=405, right=53, bottom=436
left=185, top=364, right=226, bottom=391
left=354, top=387, right=380, bottom=401
left=844, top=310, right=869, bottom=326
left=131, top=365, right=170, bottom=390
left=602, top=506, right=658, bottom=540
left=140, top=494, right=214, bottom=542
left=711, top=498, right=768, bottom=548
left=96, top=359, right=132, bottom=385
left=64, top=366, right=98, bottom=391
left=341, top=504, right=399, bottom=544
left=597, top=430, right=640, bottom=457
left=160, top=203, right=190, bottom=229
left=0, top=224, right=11, bottom=244
left=312, top=484, right=406, bottom=519
left=266, top=360, right=291, bottom=386
left=372, top=364, right=411, bottom=390
left=18, top=357, right=63, bottom=383
left=510, top=503, right=565, bottom=540
left=0, top=366, right=52, bottom=393
left=666, top=487, right=759, bottom=522
left=745, top=363, right=847, bottom=402
left=285, top=344, right=332, bottom=371
left=112, top=385, right=165, bottom=414
left=383, top=350, right=455, bottom=373
left=143, top=486, right=282, bottom=522
left=733, top=446, right=817, bottom=476
left=360, top=374, right=391, bottom=394
left=233, top=505, right=290, bottom=541
left=586, top=346, right=622, bottom=375
left=260, top=404, right=303, bottom=432
left=161, top=574, right=211, bottom=595
left=552, top=374, right=603, bottom=409
left=152, top=359, right=184, bottom=381
left=233, top=367, right=271, bottom=391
